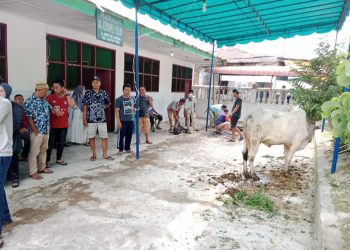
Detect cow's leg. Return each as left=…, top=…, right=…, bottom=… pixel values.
left=248, top=142, right=260, bottom=179
left=242, top=138, right=249, bottom=175
left=283, top=144, right=297, bottom=173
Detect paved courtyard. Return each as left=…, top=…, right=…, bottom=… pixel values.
left=3, top=120, right=316, bottom=250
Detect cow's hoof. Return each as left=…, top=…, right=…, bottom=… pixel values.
left=243, top=172, right=250, bottom=179
left=283, top=172, right=292, bottom=178
left=251, top=174, right=260, bottom=181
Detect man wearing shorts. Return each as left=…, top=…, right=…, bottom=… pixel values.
left=138, top=86, right=152, bottom=144
left=230, top=89, right=244, bottom=142
left=167, top=98, right=185, bottom=131
left=83, top=76, right=113, bottom=161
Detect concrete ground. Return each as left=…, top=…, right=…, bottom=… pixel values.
left=314, top=130, right=350, bottom=250
left=3, top=119, right=316, bottom=250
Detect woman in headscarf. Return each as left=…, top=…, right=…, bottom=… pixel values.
left=66, top=85, right=87, bottom=144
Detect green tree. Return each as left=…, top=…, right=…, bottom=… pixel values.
left=289, top=42, right=342, bottom=122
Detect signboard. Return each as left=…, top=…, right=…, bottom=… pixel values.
left=96, top=10, right=123, bottom=46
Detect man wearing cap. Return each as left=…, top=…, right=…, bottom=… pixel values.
left=83, top=76, right=113, bottom=161
left=184, top=93, right=197, bottom=133
left=45, top=79, right=77, bottom=167
left=230, top=89, right=244, bottom=142
left=0, top=83, right=13, bottom=247
left=24, top=83, right=62, bottom=180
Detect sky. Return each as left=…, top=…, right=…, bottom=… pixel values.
left=96, top=0, right=350, bottom=60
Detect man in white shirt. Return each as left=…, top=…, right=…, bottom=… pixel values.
left=0, top=83, right=13, bottom=247
left=184, top=94, right=197, bottom=133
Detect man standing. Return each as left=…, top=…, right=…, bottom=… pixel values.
left=0, top=83, right=13, bottom=247
left=138, top=86, right=152, bottom=144
left=24, top=83, right=58, bottom=180
left=14, top=94, right=30, bottom=161
left=230, top=89, right=244, bottom=142
left=46, top=79, right=76, bottom=167
left=115, top=84, right=134, bottom=154
left=4, top=86, right=23, bottom=188
left=188, top=89, right=196, bottom=127
left=83, top=76, right=113, bottom=161
left=184, top=93, right=197, bottom=133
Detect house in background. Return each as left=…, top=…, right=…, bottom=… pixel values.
left=0, top=0, right=218, bottom=131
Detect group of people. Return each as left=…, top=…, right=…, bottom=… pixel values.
left=166, top=90, right=198, bottom=133
left=0, top=77, right=168, bottom=247
left=211, top=89, right=244, bottom=142
left=0, top=76, right=245, bottom=247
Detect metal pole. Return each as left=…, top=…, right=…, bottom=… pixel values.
left=331, top=36, right=350, bottom=173
left=331, top=137, right=341, bottom=173
left=218, top=74, right=222, bottom=103
left=212, top=73, right=215, bottom=105
left=205, top=41, right=215, bottom=131
left=134, top=0, right=140, bottom=160
left=321, top=118, right=326, bottom=132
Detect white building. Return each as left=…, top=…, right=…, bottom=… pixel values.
left=0, top=0, right=213, bottom=131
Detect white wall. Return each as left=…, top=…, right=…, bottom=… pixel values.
left=0, top=10, right=46, bottom=96
left=0, top=10, right=194, bottom=125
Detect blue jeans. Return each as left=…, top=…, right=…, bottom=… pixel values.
left=0, top=156, right=12, bottom=234
left=117, top=121, right=133, bottom=151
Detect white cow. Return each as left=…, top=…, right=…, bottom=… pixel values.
left=242, top=108, right=314, bottom=178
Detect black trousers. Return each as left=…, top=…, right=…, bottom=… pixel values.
left=149, top=113, right=163, bottom=126
left=118, top=121, right=133, bottom=151
left=46, top=128, right=68, bottom=162
left=20, top=132, right=30, bottom=158
left=7, top=153, right=19, bottom=181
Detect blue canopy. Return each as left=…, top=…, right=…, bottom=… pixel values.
left=120, top=0, right=350, bottom=47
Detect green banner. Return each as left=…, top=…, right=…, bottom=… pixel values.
left=96, top=10, right=123, bottom=46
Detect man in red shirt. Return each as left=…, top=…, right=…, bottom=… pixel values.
left=46, top=79, right=76, bottom=166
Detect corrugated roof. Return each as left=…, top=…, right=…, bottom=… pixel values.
left=119, top=0, right=350, bottom=47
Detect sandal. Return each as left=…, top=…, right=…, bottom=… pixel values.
left=146, top=141, right=153, bottom=144
left=239, top=136, right=244, bottom=141
left=90, top=156, right=96, bottom=161
left=12, top=179, right=19, bottom=188
left=30, top=173, right=43, bottom=180
left=117, top=151, right=123, bottom=155
left=56, top=160, right=68, bottom=165
left=103, top=156, right=114, bottom=161
left=45, top=162, right=50, bottom=168
left=2, top=220, right=12, bottom=225
left=39, top=168, right=54, bottom=174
